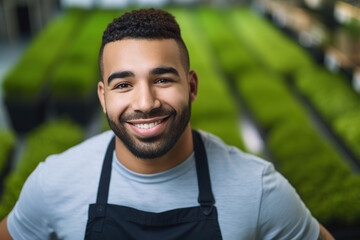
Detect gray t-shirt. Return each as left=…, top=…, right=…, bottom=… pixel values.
left=8, top=130, right=319, bottom=239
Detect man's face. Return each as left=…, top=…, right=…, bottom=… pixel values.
left=98, top=39, right=197, bottom=159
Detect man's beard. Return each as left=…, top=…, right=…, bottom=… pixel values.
left=107, top=97, right=191, bottom=159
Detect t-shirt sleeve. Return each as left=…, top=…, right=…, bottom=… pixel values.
left=7, top=163, right=53, bottom=240
left=257, top=164, right=320, bottom=240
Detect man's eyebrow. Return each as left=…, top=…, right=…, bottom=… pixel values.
left=151, top=67, right=179, bottom=77
left=107, top=71, right=134, bottom=85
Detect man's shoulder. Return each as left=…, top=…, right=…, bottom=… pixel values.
left=31, top=130, right=114, bottom=197
left=199, top=129, right=277, bottom=191
left=64, top=130, right=114, bottom=155
left=199, top=130, right=272, bottom=170
left=42, top=130, right=114, bottom=172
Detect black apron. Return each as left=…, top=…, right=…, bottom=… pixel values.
left=85, top=130, right=223, bottom=240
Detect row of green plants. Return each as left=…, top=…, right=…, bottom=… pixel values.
left=170, top=8, right=244, bottom=150
left=227, top=7, right=360, bottom=164
left=1, top=10, right=86, bottom=133
left=250, top=2, right=360, bottom=164
left=195, top=7, right=360, bottom=227
left=2, top=10, right=84, bottom=102
left=334, top=110, right=360, bottom=159
left=295, top=67, right=360, bottom=161
left=196, top=8, right=257, bottom=79
left=245, top=1, right=360, bottom=163
left=49, top=10, right=119, bottom=124
left=228, top=7, right=313, bottom=75
left=238, top=70, right=360, bottom=226
left=50, top=11, right=118, bottom=101
left=197, top=7, right=304, bottom=132
left=0, top=119, right=84, bottom=219
left=0, top=129, right=16, bottom=177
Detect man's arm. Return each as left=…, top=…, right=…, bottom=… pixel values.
left=0, top=216, right=14, bottom=240
left=318, top=223, right=335, bottom=240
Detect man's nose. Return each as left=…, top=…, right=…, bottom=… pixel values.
left=132, top=84, right=161, bottom=113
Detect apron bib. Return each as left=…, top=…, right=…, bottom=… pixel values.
left=85, top=130, right=223, bottom=240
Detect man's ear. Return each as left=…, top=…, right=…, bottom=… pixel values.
left=98, top=81, right=106, bottom=114
left=188, top=70, right=198, bottom=103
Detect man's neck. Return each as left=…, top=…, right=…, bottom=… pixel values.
left=114, top=126, right=194, bottom=174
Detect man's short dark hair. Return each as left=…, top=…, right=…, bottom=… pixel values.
left=98, top=8, right=190, bottom=81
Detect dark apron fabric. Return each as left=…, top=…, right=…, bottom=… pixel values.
left=85, top=130, right=223, bottom=240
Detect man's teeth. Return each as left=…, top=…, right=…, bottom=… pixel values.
left=133, top=120, right=163, bottom=129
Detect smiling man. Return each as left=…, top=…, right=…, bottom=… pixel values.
left=0, top=8, right=334, bottom=240
left=100, top=38, right=196, bottom=173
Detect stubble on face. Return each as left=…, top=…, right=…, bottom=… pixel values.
left=107, top=95, right=191, bottom=159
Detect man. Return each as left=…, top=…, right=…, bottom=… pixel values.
left=0, top=8, right=334, bottom=240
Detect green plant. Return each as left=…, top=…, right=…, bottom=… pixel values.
left=295, top=67, right=360, bottom=122
left=196, top=7, right=257, bottom=78
left=51, top=61, right=97, bottom=100
left=295, top=67, right=360, bottom=160
left=237, top=70, right=307, bottom=131
left=333, top=109, right=360, bottom=159
left=2, top=62, right=48, bottom=101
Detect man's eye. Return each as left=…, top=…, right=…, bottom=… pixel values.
left=155, top=78, right=172, bottom=84
left=115, top=83, right=132, bottom=89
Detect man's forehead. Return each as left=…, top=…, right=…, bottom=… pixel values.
left=102, top=39, right=184, bottom=73
left=103, top=38, right=181, bottom=53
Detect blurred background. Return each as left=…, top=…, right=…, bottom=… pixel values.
left=0, top=0, right=360, bottom=239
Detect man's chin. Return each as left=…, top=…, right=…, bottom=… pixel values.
left=125, top=141, right=172, bottom=159
left=135, top=134, right=163, bottom=143
left=128, top=134, right=174, bottom=158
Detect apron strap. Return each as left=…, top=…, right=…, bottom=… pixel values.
left=95, top=131, right=215, bottom=215
left=96, top=136, right=115, bottom=204
left=192, top=130, right=216, bottom=215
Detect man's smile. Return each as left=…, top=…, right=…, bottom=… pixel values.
left=131, top=118, right=166, bottom=129
left=127, top=116, right=171, bottom=138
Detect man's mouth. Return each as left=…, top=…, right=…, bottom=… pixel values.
left=132, top=119, right=164, bottom=129
left=127, top=116, right=170, bottom=137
